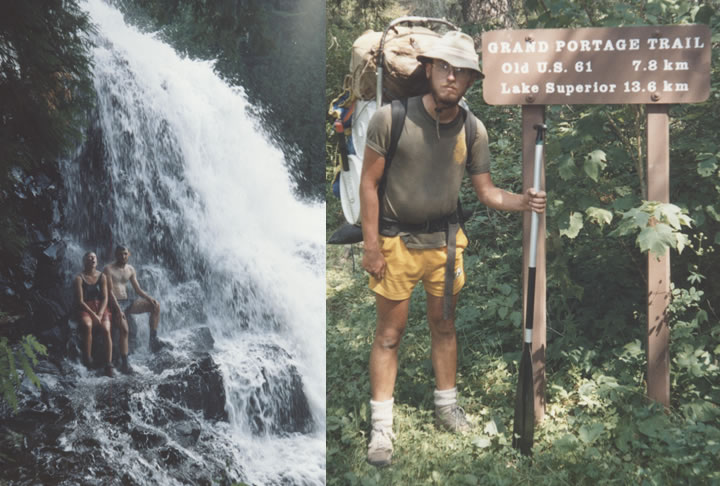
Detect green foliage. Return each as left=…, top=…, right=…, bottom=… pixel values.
left=0, top=335, right=47, bottom=413
left=0, top=0, right=94, bottom=261
left=0, top=0, right=94, bottom=176
left=611, top=201, right=693, bottom=257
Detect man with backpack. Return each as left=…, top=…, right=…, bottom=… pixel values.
left=359, top=31, right=547, bottom=467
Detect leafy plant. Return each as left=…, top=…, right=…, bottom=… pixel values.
left=0, top=335, right=47, bottom=413
left=610, top=201, right=693, bottom=257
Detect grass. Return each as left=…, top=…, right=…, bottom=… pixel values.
left=326, top=194, right=720, bottom=485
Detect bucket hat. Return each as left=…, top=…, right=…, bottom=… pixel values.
left=417, top=31, right=484, bottom=79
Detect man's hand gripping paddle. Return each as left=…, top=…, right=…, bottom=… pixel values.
left=512, top=123, right=546, bottom=456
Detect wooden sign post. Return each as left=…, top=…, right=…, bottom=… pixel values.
left=482, top=24, right=711, bottom=416
left=646, top=104, right=671, bottom=405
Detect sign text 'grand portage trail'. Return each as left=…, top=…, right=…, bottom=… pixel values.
left=482, top=24, right=711, bottom=105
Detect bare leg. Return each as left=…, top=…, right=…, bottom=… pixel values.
left=80, top=316, right=93, bottom=363
left=127, top=298, right=161, bottom=331
left=426, top=293, right=459, bottom=391
left=98, top=317, right=112, bottom=364
left=369, top=295, right=410, bottom=402
left=115, top=314, right=129, bottom=356
left=150, top=300, right=160, bottom=330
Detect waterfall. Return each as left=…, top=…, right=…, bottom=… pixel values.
left=58, top=1, right=326, bottom=484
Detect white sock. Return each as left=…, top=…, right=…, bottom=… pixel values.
left=434, top=387, right=458, bottom=408
left=370, top=398, right=393, bottom=430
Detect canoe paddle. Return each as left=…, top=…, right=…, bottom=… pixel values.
left=512, top=123, right=546, bottom=456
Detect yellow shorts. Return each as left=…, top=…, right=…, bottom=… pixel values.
left=369, top=229, right=468, bottom=301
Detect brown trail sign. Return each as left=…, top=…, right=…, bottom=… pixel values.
left=483, top=25, right=710, bottom=105
left=481, top=24, right=711, bottom=419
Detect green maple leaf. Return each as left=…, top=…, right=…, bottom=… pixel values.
left=637, top=223, right=675, bottom=257
left=579, top=423, right=605, bottom=444
left=584, top=150, right=607, bottom=182
left=559, top=212, right=584, bottom=239
left=696, top=154, right=718, bottom=177
left=585, top=207, right=613, bottom=227
left=558, top=154, right=577, bottom=181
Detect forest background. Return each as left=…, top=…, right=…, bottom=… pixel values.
left=326, top=0, right=720, bottom=484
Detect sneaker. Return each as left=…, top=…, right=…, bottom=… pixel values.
left=367, top=426, right=395, bottom=467
left=435, top=404, right=472, bottom=433
left=104, top=364, right=115, bottom=378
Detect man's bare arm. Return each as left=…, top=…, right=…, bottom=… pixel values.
left=130, top=267, right=156, bottom=304
left=470, top=172, right=546, bottom=213
left=359, top=146, right=387, bottom=280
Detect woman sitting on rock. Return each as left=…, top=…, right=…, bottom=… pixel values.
left=74, top=251, right=114, bottom=377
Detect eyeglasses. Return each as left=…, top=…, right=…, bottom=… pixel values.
left=433, top=61, right=473, bottom=81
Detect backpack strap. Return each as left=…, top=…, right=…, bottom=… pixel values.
left=443, top=107, right=477, bottom=319
left=377, top=98, right=408, bottom=210
left=464, top=108, right=477, bottom=167
left=455, top=108, right=477, bottom=230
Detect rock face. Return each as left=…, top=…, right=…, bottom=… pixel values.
left=0, top=165, right=70, bottom=344
left=0, top=327, right=246, bottom=486
left=245, top=343, right=313, bottom=436
left=157, top=354, right=228, bottom=421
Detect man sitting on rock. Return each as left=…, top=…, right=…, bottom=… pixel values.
left=104, top=245, right=165, bottom=367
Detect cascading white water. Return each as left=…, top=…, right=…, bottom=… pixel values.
left=61, top=1, right=325, bottom=484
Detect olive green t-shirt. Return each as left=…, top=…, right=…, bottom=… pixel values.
left=366, top=96, right=491, bottom=248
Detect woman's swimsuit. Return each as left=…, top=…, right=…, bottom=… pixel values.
left=81, top=275, right=103, bottom=302
left=78, top=273, right=111, bottom=321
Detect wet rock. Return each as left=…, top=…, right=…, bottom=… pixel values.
left=149, top=400, right=192, bottom=427
left=38, top=324, right=69, bottom=359
left=64, top=319, right=84, bottom=363
left=174, top=422, right=201, bottom=447
left=2, top=377, right=76, bottom=453
left=160, top=325, right=214, bottom=358
left=19, top=252, right=37, bottom=289
left=96, top=382, right=135, bottom=426
left=130, top=426, right=166, bottom=449
left=0, top=319, right=251, bottom=485
left=32, top=241, right=66, bottom=291
left=158, top=445, right=184, bottom=466
left=0, top=426, right=25, bottom=460
left=76, top=436, right=102, bottom=448
left=246, top=344, right=313, bottom=435
left=26, top=289, right=69, bottom=335
left=188, top=325, right=214, bottom=353
left=0, top=277, right=15, bottom=297
left=41, top=240, right=64, bottom=260
left=157, top=354, right=228, bottom=421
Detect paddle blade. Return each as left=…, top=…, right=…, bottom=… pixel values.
left=512, top=345, right=535, bottom=456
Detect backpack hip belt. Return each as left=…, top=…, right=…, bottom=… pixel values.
left=378, top=211, right=458, bottom=236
